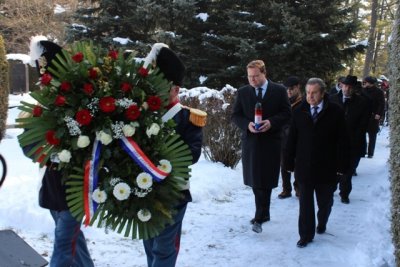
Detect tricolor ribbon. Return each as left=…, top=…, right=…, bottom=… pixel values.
left=120, top=136, right=169, bottom=182
left=83, top=140, right=101, bottom=226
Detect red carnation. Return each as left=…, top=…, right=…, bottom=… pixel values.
left=60, top=81, right=72, bottom=92
left=99, top=97, right=116, bottom=113
left=83, top=83, right=94, bottom=95
left=45, top=130, right=60, bottom=146
left=41, top=73, right=52, bottom=86
left=120, top=82, right=132, bottom=93
left=32, top=105, right=43, bottom=117
left=76, top=109, right=92, bottom=126
left=108, top=50, right=118, bottom=60
left=72, top=52, right=84, bottom=63
left=54, top=95, right=66, bottom=106
left=138, top=67, right=149, bottom=77
left=147, top=95, right=162, bottom=111
left=125, top=104, right=141, bottom=121
left=88, top=68, right=98, bottom=79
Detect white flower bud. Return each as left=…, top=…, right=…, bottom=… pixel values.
left=77, top=135, right=90, bottom=148
left=58, top=149, right=72, bottom=163
left=122, top=124, right=136, bottom=137
left=97, top=131, right=113, bottom=145
left=146, top=123, right=160, bottom=138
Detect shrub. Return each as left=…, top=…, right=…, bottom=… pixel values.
left=180, top=85, right=241, bottom=168
left=0, top=34, right=9, bottom=141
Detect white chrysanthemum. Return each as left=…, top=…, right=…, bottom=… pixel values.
left=137, top=208, right=152, bottom=222
left=136, top=172, right=153, bottom=189
left=146, top=123, right=160, bottom=138
left=122, top=124, right=136, bottom=137
left=58, top=150, right=72, bottom=163
left=77, top=135, right=90, bottom=148
left=158, top=159, right=172, bottom=173
left=92, top=188, right=107, bottom=203
left=113, top=182, right=131, bottom=201
left=96, top=131, right=113, bottom=145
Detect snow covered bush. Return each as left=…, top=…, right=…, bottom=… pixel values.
left=180, top=85, right=241, bottom=168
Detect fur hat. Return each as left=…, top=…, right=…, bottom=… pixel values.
left=342, top=75, right=358, bottom=87
left=143, top=43, right=186, bottom=86
left=284, top=76, right=300, bottom=87
left=363, top=76, right=377, bottom=84
left=29, top=36, right=63, bottom=74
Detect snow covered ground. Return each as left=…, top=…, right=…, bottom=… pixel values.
left=0, top=94, right=394, bottom=267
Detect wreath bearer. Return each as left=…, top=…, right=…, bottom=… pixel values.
left=20, top=36, right=95, bottom=267
left=140, top=43, right=205, bottom=267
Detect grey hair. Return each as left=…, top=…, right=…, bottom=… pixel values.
left=306, top=78, right=326, bottom=93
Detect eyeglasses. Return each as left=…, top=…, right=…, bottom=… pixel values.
left=247, top=74, right=261, bottom=79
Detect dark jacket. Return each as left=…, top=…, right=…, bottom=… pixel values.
left=284, top=95, right=349, bottom=184
left=330, top=91, right=371, bottom=157
left=173, top=107, right=203, bottom=203
left=22, top=144, right=68, bottom=211
left=232, top=81, right=291, bottom=188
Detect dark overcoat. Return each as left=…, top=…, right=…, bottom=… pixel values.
left=330, top=91, right=371, bottom=157
left=284, top=95, right=349, bottom=184
left=232, top=81, right=291, bottom=189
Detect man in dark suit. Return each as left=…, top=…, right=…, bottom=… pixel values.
left=278, top=76, right=303, bottom=199
left=331, top=75, right=370, bottom=204
left=284, top=78, right=349, bottom=248
left=232, top=60, right=291, bottom=233
left=362, top=76, right=385, bottom=158
left=329, top=76, right=345, bottom=95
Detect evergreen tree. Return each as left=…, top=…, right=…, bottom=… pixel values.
left=250, top=0, right=363, bottom=85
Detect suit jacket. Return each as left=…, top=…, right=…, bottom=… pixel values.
left=284, top=95, right=349, bottom=184
left=232, top=80, right=291, bottom=188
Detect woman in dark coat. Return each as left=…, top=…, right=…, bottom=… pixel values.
left=232, top=60, right=291, bottom=233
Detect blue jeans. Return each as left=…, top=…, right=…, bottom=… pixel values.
left=143, top=203, right=187, bottom=267
left=50, top=210, right=94, bottom=267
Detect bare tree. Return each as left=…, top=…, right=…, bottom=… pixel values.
left=363, top=0, right=379, bottom=77
left=0, top=0, right=78, bottom=53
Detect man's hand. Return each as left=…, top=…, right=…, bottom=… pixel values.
left=248, top=120, right=271, bottom=133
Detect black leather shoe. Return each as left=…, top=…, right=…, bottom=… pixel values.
left=297, top=238, right=312, bottom=248
left=367, top=155, right=373, bottom=158
left=278, top=191, right=292, bottom=199
left=252, top=222, right=262, bottom=233
left=316, top=225, right=326, bottom=234
left=341, top=196, right=350, bottom=204
left=250, top=216, right=270, bottom=225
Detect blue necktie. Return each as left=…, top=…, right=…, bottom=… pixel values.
left=312, top=106, right=319, bottom=123
left=257, top=88, right=263, bottom=101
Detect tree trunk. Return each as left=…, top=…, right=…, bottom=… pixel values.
left=389, top=3, right=400, bottom=264
left=363, top=0, right=379, bottom=77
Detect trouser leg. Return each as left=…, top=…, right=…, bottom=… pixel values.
left=298, top=183, right=315, bottom=240
left=315, top=183, right=336, bottom=229
left=252, top=188, right=272, bottom=221
left=281, top=170, right=292, bottom=192
left=50, top=210, right=94, bottom=267
left=143, top=204, right=187, bottom=267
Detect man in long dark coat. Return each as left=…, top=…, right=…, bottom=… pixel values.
left=284, top=78, right=349, bottom=248
left=362, top=76, right=385, bottom=158
left=330, top=75, right=371, bottom=204
left=232, top=60, right=291, bottom=233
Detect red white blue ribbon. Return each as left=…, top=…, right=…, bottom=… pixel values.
left=120, top=136, right=168, bottom=182
left=83, top=139, right=101, bottom=226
